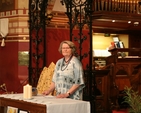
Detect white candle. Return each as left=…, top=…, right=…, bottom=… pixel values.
left=23, top=85, right=28, bottom=99
left=23, top=84, right=32, bottom=99
left=27, top=84, right=32, bottom=99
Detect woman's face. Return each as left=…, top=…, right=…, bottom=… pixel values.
left=61, top=43, right=72, bottom=57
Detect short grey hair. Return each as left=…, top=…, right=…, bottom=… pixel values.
left=58, top=40, right=76, bottom=54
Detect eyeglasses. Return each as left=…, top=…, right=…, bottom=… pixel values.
left=62, top=47, right=71, bottom=50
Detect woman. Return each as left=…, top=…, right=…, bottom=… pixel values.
left=42, top=40, right=85, bottom=100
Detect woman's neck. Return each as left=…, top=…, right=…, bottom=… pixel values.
left=64, top=55, right=73, bottom=63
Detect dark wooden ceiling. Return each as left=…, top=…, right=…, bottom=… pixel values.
left=92, top=12, right=141, bottom=33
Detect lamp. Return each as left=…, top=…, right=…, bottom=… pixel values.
left=0, top=18, right=9, bottom=47
left=1, top=38, right=5, bottom=47
left=0, top=32, right=6, bottom=47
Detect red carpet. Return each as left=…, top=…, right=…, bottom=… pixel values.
left=113, top=109, right=128, bottom=113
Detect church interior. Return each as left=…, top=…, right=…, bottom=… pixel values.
left=1, top=0, right=141, bottom=113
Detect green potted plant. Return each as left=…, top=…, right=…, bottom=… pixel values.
left=122, top=86, right=141, bottom=113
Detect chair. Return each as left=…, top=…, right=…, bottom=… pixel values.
left=37, top=62, right=56, bottom=95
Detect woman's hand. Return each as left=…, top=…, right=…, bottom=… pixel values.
left=42, top=82, right=55, bottom=95
left=42, top=90, right=50, bottom=95
left=56, top=93, right=69, bottom=98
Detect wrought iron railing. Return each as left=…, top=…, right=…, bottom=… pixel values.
left=28, top=0, right=48, bottom=87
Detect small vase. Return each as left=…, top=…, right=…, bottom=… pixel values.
left=32, top=87, right=38, bottom=96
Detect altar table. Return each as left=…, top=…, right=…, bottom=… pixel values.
left=0, top=94, right=90, bottom=113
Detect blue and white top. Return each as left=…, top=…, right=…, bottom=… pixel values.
left=52, top=56, right=85, bottom=100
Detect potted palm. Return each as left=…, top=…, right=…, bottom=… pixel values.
left=122, top=86, right=141, bottom=113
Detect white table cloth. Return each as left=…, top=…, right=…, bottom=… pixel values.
left=0, top=94, right=90, bottom=113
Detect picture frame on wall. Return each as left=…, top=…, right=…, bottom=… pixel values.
left=7, top=106, right=18, bottom=113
